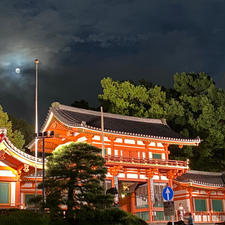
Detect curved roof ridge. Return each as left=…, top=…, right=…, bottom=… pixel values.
left=188, top=170, right=222, bottom=176
left=0, top=128, right=42, bottom=165
left=35, top=102, right=201, bottom=146
left=58, top=104, right=164, bottom=124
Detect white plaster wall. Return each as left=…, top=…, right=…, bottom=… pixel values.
left=149, top=142, right=156, bottom=146
left=138, top=152, right=140, bottom=158
left=106, top=173, right=112, bottom=177
left=157, top=143, right=163, bottom=147
left=11, top=182, right=16, bottom=206
left=0, top=170, right=16, bottom=177
left=73, top=132, right=80, bottom=137
left=140, top=174, right=147, bottom=179
left=118, top=173, right=125, bottom=178
left=115, top=138, right=123, bottom=143
left=107, top=148, right=111, bottom=155
left=127, top=174, right=138, bottom=179
left=142, top=152, right=146, bottom=159
left=153, top=175, right=159, bottom=180
left=92, top=135, right=100, bottom=140
left=104, top=137, right=110, bottom=141
left=114, top=150, right=118, bottom=156
left=21, top=183, right=32, bottom=188
left=124, top=139, right=135, bottom=144
left=160, top=176, right=168, bottom=181
left=77, top=136, right=87, bottom=142
left=149, top=152, right=152, bottom=158
left=162, top=153, right=165, bottom=159
left=137, top=141, right=144, bottom=145
left=174, top=189, right=188, bottom=196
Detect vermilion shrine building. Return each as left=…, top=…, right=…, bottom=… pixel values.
left=1, top=102, right=225, bottom=224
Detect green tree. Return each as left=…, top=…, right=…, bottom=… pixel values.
left=99, top=77, right=183, bottom=119
left=9, top=115, right=34, bottom=147
left=99, top=74, right=225, bottom=171
left=0, top=104, right=25, bottom=150
left=44, top=142, right=113, bottom=224
left=171, top=72, right=225, bottom=171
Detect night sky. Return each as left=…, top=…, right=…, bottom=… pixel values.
left=0, top=0, right=224, bottom=124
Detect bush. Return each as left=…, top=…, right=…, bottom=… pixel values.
left=75, top=207, right=148, bottom=225
left=0, top=209, right=49, bottom=225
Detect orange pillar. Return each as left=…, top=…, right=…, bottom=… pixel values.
left=165, top=144, right=169, bottom=160
left=130, top=192, right=136, bottom=214
left=16, top=181, right=21, bottom=208
left=143, top=141, right=149, bottom=160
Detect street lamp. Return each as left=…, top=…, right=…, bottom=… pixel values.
left=34, top=59, right=39, bottom=196
left=37, top=131, right=54, bottom=205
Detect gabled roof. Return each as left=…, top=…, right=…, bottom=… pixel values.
left=176, top=170, right=225, bottom=187
left=41, top=102, right=201, bottom=144
left=0, top=129, right=42, bottom=168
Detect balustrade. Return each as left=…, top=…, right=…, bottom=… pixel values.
left=105, top=155, right=187, bottom=167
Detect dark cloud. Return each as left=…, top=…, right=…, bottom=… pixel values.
left=0, top=0, right=224, bottom=124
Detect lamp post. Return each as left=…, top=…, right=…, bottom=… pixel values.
left=37, top=131, right=54, bottom=205
left=34, top=59, right=39, bottom=196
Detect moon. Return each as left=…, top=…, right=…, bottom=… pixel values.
left=15, top=68, right=21, bottom=74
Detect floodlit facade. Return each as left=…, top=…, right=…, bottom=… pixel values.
left=0, top=129, right=42, bottom=209
left=1, top=103, right=225, bottom=224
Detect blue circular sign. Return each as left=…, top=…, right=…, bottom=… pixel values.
left=162, top=186, right=174, bottom=201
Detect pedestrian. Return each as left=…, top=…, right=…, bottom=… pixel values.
left=188, top=213, right=194, bottom=225
left=178, top=203, right=185, bottom=221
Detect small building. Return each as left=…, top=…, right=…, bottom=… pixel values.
left=174, top=170, right=225, bottom=223
left=0, top=129, right=42, bottom=209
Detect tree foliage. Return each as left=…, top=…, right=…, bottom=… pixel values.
left=44, top=142, right=113, bottom=224
left=9, top=115, right=34, bottom=147
left=0, top=104, right=25, bottom=150
left=99, top=73, right=225, bottom=171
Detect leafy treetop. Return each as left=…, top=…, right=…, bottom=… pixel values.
left=99, top=73, right=225, bottom=171
left=0, top=104, right=25, bottom=150
left=44, top=142, right=113, bottom=224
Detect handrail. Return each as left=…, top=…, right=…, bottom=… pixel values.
left=105, top=155, right=188, bottom=167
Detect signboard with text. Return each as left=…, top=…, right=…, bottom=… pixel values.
left=163, top=201, right=175, bottom=217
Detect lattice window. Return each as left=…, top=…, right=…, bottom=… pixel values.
left=212, top=199, right=223, bottom=212
left=135, top=183, right=149, bottom=208
left=153, top=153, right=162, bottom=159
left=0, top=182, right=9, bottom=204
left=25, top=194, right=35, bottom=208
left=195, top=199, right=207, bottom=212
left=136, top=211, right=149, bottom=221
left=153, top=183, right=166, bottom=207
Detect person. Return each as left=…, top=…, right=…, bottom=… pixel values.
left=178, top=203, right=185, bottom=221
left=188, top=213, right=194, bottom=225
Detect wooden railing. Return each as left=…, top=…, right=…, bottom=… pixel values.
left=193, top=212, right=225, bottom=223
left=105, top=155, right=188, bottom=167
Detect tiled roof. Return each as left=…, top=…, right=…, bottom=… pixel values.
left=0, top=128, right=42, bottom=165
left=176, top=170, right=225, bottom=187
left=41, top=103, right=201, bottom=144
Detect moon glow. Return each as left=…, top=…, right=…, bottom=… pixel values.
left=15, top=68, right=20, bottom=74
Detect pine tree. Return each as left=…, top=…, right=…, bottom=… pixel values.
left=44, top=142, right=113, bottom=223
